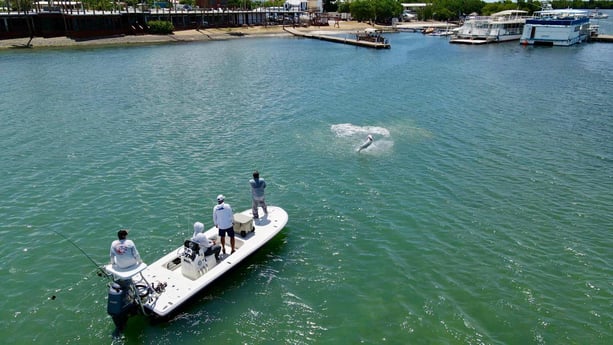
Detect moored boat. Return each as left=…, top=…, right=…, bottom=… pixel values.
left=450, top=10, right=528, bottom=44
left=104, top=206, right=288, bottom=332
left=589, top=10, right=609, bottom=19
left=356, top=28, right=389, bottom=44
left=520, top=8, right=591, bottom=46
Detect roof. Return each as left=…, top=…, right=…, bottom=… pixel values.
left=401, top=3, right=429, bottom=8
left=492, top=10, right=528, bottom=17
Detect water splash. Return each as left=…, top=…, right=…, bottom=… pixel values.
left=331, top=123, right=393, bottom=154
left=330, top=123, right=390, bottom=138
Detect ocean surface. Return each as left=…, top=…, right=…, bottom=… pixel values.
left=1, top=14, right=612, bottom=345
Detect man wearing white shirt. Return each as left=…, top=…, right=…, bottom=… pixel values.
left=191, top=221, right=221, bottom=260
left=213, top=194, right=235, bottom=254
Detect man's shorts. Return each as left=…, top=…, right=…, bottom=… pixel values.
left=218, top=227, right=235, bottom=238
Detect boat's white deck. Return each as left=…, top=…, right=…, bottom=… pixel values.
left=134, top=206, right=288, bottom=317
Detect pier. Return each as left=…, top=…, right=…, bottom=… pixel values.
left=283, top=27, right=391, bottom=49
left=591, top=34, right=613, bottom=43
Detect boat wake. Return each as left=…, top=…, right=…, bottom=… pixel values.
left=330, top=123, right=393, bottom=153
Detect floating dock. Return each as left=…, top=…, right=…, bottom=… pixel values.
left=591, top=34, right=613, bottom=43
left=284, top=27, right=390, bottom=49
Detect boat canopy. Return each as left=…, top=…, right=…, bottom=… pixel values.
left=491, top=10, right=528, bottom=17
left=535, top=9, right=589, bottom=18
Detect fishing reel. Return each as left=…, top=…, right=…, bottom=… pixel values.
left=152, top=281, right=167, bottom=294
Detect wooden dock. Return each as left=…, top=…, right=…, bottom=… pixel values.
left=591, top=34, right=613, bottom=43
left=283, top=27, right=390, bottom=49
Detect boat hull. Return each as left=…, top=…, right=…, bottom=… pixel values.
left=519, top=10, right=590, bottom=46
left=450, top=10, right=527, bottom=45
left=105, top=206, right=288, bottom=318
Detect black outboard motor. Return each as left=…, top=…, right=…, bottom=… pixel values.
left=107, top=281, right=136, bottom=337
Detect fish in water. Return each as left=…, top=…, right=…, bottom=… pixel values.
left=357, top=134, right=373, bottom=152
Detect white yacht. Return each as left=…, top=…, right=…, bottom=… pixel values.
left=450, top=10, right=528, bottom=44
left=520, top=8, right=591, bottom=46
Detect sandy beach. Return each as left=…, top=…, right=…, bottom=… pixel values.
left=0, top=21, right=446, bottom=49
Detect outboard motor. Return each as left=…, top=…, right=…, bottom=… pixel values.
left=107, top=281, right=135, bottom=336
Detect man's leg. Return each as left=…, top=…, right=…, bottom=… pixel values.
left=252, top=198, right=259, bottom=219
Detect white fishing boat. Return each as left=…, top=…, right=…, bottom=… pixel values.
left=104, top=206, right=288, bottom=330
left=520, top=8, right=591, bottom=46
left=449, top=10, right=528, bottom=44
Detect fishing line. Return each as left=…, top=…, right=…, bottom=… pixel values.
left=51, top=229, right=111, bottom=280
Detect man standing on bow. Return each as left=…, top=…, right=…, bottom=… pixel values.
left=249, top=170, right=268, bottom=219
left=213, top=194, right=235, bottom=254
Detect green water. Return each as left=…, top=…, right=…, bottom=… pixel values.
left=1, top=33, right=611, bottom=344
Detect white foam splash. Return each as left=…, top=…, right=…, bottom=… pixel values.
left=330, top=123, right=390, bottom=138
left=330, top=123, right=393, bottom=154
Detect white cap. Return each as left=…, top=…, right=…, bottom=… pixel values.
left=368, top=134, right=373, bottom=140
left=217, top=194, right=225, bottom=202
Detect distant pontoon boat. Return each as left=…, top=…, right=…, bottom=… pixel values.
left=450, top=10, right=528, bottom=44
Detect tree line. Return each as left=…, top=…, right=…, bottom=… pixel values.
left=3, top=0, right=611, bottom=22
left=332, top=0, right=613, bottom=24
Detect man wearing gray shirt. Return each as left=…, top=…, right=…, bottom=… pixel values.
left=249, top=170, right=268, bottom=219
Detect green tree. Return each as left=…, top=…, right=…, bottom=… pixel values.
left=350, top=0, right=402, bottom=24
left=180, top=0, right=196, bottom=7
left=323, top=0, right=338, bottom=12
left=427, top=0, right=484, bottom=20
left=148, top=20, right=174, bottom=34
left=376, top=0, right=403, bottom=23
left=227, top=0, right=253, bottom=9
left=338, top=1, right=351, bottom=13
left=350, top=0, right=376, bottom=22
left=260, top=0, right=286, bottom=7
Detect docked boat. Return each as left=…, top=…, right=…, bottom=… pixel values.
left=449, top=10, right=528, bottom=44
left=520, top=8, right=591, bottom=46
left=356, top=28, right=389, bottom=44
left=589, top=10, right=609, bottom=19
left=104, top=206, right=288, bottom=330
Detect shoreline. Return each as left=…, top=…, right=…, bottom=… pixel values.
left=0, top=21, right=448, bottom=50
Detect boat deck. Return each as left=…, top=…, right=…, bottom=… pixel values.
left=105, top=206, right=288, bottom=318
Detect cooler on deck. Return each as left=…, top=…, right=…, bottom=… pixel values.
left=233, top=213, right=254, bottom=237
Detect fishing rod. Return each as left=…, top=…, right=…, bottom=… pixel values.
left=51, top=229, right=111, bottom=280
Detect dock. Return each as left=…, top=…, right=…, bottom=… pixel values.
left=283, top=27, right=391, bottom=49
left=591, top=34, right=613, bottom=43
